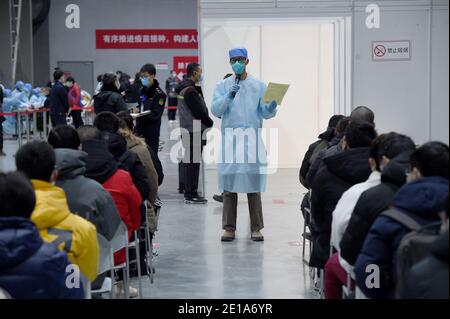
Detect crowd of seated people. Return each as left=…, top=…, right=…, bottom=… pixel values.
left=300, top=106, right=449, bottom=299
left=0, top=111, right=160, bottom=299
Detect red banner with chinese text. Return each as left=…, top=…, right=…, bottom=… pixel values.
left=173, top=56, right=199, bottom=77
left=96, top=29, right=198, bottom=49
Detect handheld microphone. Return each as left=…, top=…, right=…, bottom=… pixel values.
left=231, top=74, right=241, bottom=98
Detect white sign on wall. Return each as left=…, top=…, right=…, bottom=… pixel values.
left=372, top=40, right=411, bottom=61
left=155, top=63, right=169, bottom=70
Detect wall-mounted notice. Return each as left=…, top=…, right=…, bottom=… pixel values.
left=96, top=29, right=198, bottom=49
left=372, top=40, right=411, bottom=61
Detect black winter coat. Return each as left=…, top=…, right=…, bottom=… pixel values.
left=93, top=85, right=128, bottom=114
left=309, top=147, right=371, bottom=268
left=135, top=79, right=166, bottom=139
left=49, top=81, right=69, bottom=115
left=105, top=132, right=150, bottom=201
left=339, top=152, right=411, bottom=265
left=299, top=140, right=321, bottom=188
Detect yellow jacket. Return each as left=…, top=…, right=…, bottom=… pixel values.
left=31, top=180, right=99, bottom=282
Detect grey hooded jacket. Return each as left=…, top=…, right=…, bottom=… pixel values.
left=54, top=148, right=121, bottom=241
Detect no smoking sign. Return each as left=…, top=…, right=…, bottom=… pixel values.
left=374, top=45, right=386, bottom=57
left=372, top=40, right=411, bottom=61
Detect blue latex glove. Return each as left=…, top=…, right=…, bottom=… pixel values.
left=228, top=84, right=240, bottom=99
left=268, top=100, right=277, bottom=112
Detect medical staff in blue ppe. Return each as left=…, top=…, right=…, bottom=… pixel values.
left=1, top=89, right=18, bottom=136
left=211, top=47, right=278, bottom=242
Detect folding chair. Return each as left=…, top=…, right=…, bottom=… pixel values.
left=110, top=222, right=131, bottom=299
left=141, top=201, right=155, bottom=284
left=128, top=230, right=143, bottom=297
left=91, top=234, right=114, bottom=298
left=301, top=191, right=313, bottom=264
left=342, top=269, right=356, bottom=299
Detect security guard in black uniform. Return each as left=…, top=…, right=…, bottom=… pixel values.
left=135, top=64, right=167, bottom=154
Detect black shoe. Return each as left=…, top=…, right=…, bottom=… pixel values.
left=213, top=194, right=223, bottom=203
left=0, top=151, right=6, bottom=157
left=184, top=196, right=208, bottom=204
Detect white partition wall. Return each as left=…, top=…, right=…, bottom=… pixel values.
left=201, top=20, right=335, bottom=169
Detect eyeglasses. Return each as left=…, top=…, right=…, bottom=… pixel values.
left=230, top=57, right=247, bottom=64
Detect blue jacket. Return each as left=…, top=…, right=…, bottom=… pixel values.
left=354, top=176, right=449, bottom=299
left=0, top=217, right=84, bottom=299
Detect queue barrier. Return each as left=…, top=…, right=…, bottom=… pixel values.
left=0, top=106, right=95, bottom=147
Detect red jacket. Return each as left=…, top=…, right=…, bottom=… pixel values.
left=102, top=169, right=142, bottom=265
left=68, top=83, right=82, bottom=110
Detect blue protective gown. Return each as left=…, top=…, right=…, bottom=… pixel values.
left=211, top=74, right=277, bottom=194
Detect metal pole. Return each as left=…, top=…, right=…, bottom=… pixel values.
left=16, top=111, right=22, bottom=147
left=11, top=0, right=23, bottom=84
left=43, top=109, right=47, bottom=138
left=32, top=111, right=37, bottom=140
left=201, top=157, right=206, bottom=198
left=25, top=111, right=30, bottom=142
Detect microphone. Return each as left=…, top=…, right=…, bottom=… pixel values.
left=231, top=74, right=241, bottom=98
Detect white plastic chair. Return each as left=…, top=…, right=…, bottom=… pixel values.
left=142, top=201, right=155, bottom=284
left=90, top=234, right=114, bottom=298
left=110, top=222, right=131, bottom=299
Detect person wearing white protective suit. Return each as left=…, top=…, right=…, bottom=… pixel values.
left=29, top=88, right=47, bottom=109
left=211, top=47, right=278, bottom=242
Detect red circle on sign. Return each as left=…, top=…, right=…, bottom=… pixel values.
left=374, top=45, right=386, bottom=57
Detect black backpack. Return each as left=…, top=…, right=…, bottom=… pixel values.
left=381, top=209, right=441, bottom=298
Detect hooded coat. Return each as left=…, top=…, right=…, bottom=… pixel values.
left=54, top=148, right=121, bottom=241
left=120, top=129, right=158, bottom=204
left=340, top=152, right=412, bottom=266
left=30, top=180, right=100, bottom=282
left=104, top=132, right=149, bottom=201
left=309, top=147, right=372, bottom=268
left=354, top=176, right=449, bottom=299
left=82, top=139, right=142, bottom=265
left=0, top=217, right=84, bottom=299
left=93, top=84, right=128, bottom=114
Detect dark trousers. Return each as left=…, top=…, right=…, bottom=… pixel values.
left=71, top=110, right=84, bottom=128
left=0, top=117, right=4, bottom=151
left=223, top=192, right=264, bottom=232
left=167, top=97, right=177, bottom=121
left=51, top=113, right=67, bottom=127
left=181, top=131, right=204, bottom=198
left=145, top=136, right=160, bottom=154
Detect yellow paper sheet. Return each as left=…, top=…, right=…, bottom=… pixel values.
left=262, top=82, right=290, bottom=105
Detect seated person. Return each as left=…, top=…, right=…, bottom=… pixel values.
left=0, top=171, right=84, bottom=298
left=355, top=142, right=449, bottom=299
left=15, top=141, right=99, bottom=283
left=78, top=125, right=142, bottom=297
left=309, top=120, right=377, bottom=269
left=48, top=125, right=121, bottom=241
left=94, top=112, right=150, bottom=202
left=325, top=132, right=416, bottom=299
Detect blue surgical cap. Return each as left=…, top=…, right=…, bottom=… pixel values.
left=229, top=47, right=248, bottom=59
left=15, top=81, right=24, bottom=90
left=24, top=83, right=32, bottom=92
left=4, top=89, right=12, bottom=97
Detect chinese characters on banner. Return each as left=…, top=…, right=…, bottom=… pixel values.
left=173, top=56, right=199, bottom=80
left=96, top=29, right=199, bottom=49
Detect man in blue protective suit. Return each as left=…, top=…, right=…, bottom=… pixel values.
left=211, top=47, right=278, bottom=242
